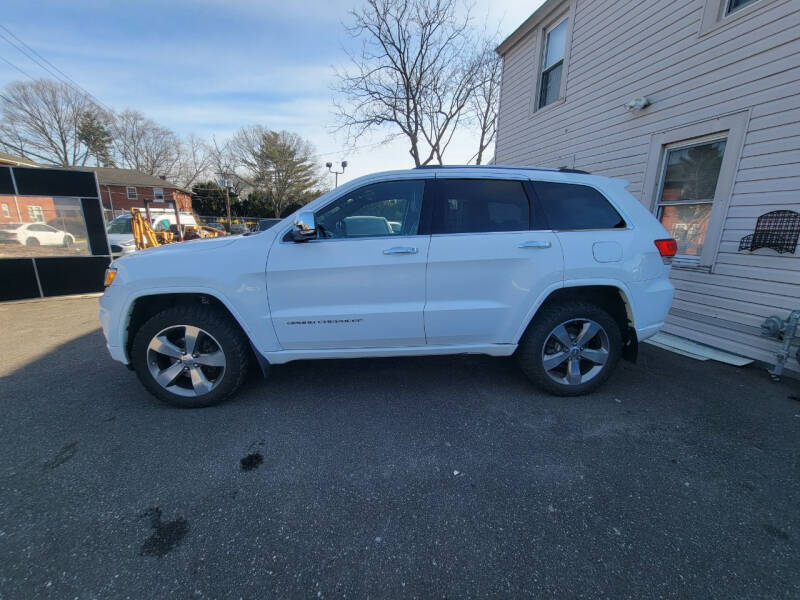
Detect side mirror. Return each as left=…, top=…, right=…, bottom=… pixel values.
left=292, top=211, right=316, bottom=242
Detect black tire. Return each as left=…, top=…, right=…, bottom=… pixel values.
left=25, top=237, right=39, bottom=246
left=131, top=305, right=250, bottom=408
left=63, top=235, right=72, bottom=248
left=517, top=301, right=622, bottom=396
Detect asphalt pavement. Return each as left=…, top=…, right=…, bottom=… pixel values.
left=1, top=296, right=799, bottom=599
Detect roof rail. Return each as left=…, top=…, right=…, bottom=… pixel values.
left=413, top=164, right=591, bottom=175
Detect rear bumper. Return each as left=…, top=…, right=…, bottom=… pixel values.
left=630, top=277, right=674, bottom=340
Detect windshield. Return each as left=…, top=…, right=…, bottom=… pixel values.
left=106, top=217, right=132, bottom=234
left=0, top=223, right=23, bottom=230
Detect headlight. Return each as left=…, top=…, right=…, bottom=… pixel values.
left=104, top=268, right=118, bottom=287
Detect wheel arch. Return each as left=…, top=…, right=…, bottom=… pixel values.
left=122, top=290, right=263, bottom=368
left=515, top=281, right=638, bottom=361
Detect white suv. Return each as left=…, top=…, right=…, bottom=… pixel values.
left=99, top=166, right=676, bottom=408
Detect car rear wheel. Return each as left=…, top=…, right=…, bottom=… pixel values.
left=131, top=305, right=250, bottom=408
left=517, top=301, right=622, bottom=396
left=63, top=235, right=73, bottom=247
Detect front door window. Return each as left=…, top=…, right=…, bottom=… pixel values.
left=315, top=179, right=424, bottom=239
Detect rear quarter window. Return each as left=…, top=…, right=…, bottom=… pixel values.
left=532, top=181, right=626, bottom=230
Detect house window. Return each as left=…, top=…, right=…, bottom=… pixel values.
left=1, top=203, right=9, bottom=218
left=726, top=0, right=758, bottom=13
left=27, top=205, right=45, bottom=222
left=656, top=138, right=727, bottom=261
left=126, top=186, right=137, bottom=200
left=538, top=18, right=568, bottom=109
left=153, top=187, right=164, bottom=201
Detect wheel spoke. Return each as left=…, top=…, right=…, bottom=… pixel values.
left=551, top=324, right=573, bottom=348
left=155, top=361, right=184, bottom=388
left=580, top=347, right=608, bottom=365
left=575, top=321, right=601, bottom=346
left=189, top=366, right=213, bottom=395
left=183, top=326, right=201, bottom=355
left=567, top=358, right=582, bottom=385
left=543, top=351, right=569, bottom=371
left=195, top=350, right=225, bottom=367
left=149, top=335, right=184, bottom=359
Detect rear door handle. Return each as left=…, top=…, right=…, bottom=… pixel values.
left=383, top=246, right=418, bottom=255
left=519, top=240, right=552, bottom=249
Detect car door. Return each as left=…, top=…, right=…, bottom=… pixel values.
left=267, top=177, right=432, bottom=350
left=424, top=176, right=564, bottom=345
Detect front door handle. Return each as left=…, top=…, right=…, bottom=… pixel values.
left=383, top=246, right=418, bottom=255
left=519, top=240, right=552, bottom=249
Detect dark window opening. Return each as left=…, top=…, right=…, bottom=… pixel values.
left=533, top=182, right=626, bottom=230
left=435, top=179, right=530, bottom=234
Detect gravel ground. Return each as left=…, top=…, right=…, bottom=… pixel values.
left=0, top=296, right=798, bottom=599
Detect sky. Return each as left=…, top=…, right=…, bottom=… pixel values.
left=0, top=1, right=544, bottom=186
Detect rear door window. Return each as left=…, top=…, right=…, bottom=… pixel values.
left=532, top=181, right=626, bottom=230
left=434, top=179, right=530, bottom=234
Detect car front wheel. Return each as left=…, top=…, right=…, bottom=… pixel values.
left=131, top=305, right=250, bottom=408
left=517, top=301, right=622, bottom=396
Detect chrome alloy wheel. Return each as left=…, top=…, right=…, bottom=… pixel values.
left=541, top=318, right=610, bottom=387
left=146, top=325, right=226, bottom=397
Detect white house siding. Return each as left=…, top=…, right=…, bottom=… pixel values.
left=495, top=0, right=800, bottom=373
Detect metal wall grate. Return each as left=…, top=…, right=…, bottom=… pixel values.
left=738, top=209, right=800, bottom=254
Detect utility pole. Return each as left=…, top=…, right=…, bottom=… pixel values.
left=224, top=185, right=232, bottom=233
left=326, top=160, right=348, bottom=188
left=217, top=172, right=233, bottom=232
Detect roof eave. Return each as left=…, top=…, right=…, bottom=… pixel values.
left=495, top=0, right=569, bottom=56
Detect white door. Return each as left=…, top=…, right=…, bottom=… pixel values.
left=425, top=177, right=564, bottom=345
left=267, top=179, right=431, bottom=350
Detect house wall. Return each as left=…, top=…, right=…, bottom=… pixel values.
left=496, top=0, right=800, bottom=372
left=99, top=184, right=192, bottom=213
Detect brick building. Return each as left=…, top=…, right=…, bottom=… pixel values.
left=75, top=167, right=192, bottom=214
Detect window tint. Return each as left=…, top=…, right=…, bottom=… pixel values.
left=435, top=179, right=530, bottom=234
left=533, top=182, right=626, bottom=230
left=316, top=179, right=425, bottom=239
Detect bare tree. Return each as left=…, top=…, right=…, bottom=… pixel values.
left=110, top=109, right=181, bottom=178
left=174, top=134, right=212, bottom=189
left=334, top=0, right=481, bottom=167
left=468, top=42, right=502, bottom=165
left=0, top=79, right=102, bottom=166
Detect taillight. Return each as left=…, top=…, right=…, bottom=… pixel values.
left=654, top=239, right=677, bottom=264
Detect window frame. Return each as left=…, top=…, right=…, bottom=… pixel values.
left=530, top=1, right=576, bottom=116
left=152, top=187, right=164, bottom=201
left=655, top=135, right=728, bottom=264
left=699, top=0, right=774, bottom=36
left=642, top=111, right=750, bottom=270
left=1, top=202, right=9, bottom=218
left=126, top=186, right=137, bottom=200
left=309, top=178, right=431, bottom=242
left=431, top=177, right=534, bottom=236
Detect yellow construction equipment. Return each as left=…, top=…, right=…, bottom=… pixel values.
left=130, top=204, right=226, bottom=251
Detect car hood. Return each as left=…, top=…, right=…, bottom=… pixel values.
left=115, top=235, right=239, bottom=262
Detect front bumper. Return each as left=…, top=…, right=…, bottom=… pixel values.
left=98, top=283, right=130, bottom=365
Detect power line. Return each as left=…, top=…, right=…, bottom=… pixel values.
left=0, top=24, right=113, bottom=112
left=0, top=53, right=37, bottom=81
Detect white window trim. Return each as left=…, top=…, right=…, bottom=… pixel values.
left=529, top=0, right=577, bottom=117
left=1, top=202, right=9, bottom=218
left=642, top=110, right=750, bottom=270
left=698, top=0, right=775, bottom=37
left=27, top=205, right=45, bottom=223
left=126, top=186, right=137, bottom=200
left=153, top=187, right=164, bottom=201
